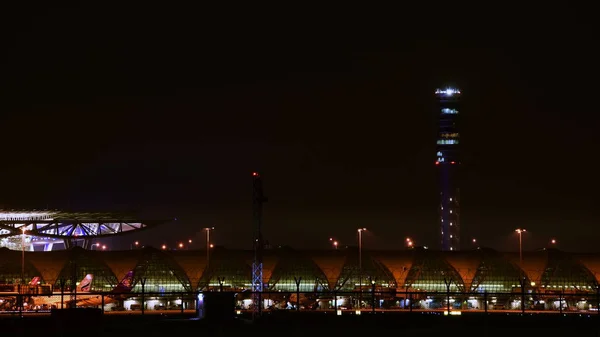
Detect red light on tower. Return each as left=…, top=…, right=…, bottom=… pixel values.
left=451, top=161, right=456, bottom=164
left=252, top=172, right=259, bottom=177
left=435, top=161, right=440, bottom=165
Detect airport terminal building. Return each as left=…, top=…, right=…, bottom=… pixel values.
left=1, top=246, right=600, bottom=312
left=2, top=246, right=599, bottom=293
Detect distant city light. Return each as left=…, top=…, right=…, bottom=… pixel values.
left=435, top=88, right=461, bottom=96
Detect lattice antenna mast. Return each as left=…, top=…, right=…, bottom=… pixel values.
left=251, top=172, right=267, bottom=317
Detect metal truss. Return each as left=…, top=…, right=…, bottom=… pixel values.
left=251, top=262, right=263, bottom=314
left=0, top=211, right=168, bottom=239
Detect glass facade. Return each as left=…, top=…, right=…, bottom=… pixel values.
left=0, top=257, right=41, bottom=285
left=405, top=250, right=464, bottom=292
left=268, top=251, right=329, bottom=292
left=541, top=250, right=597, bottom=292
left=1, top=247, right=600, bottom=298
left=198, top=250, right=251, bottom=291
left=132, top=248, right=192, bottom=293
left=336, top=252, right=396, bottom=291
left=471, top=250, right=525, bottom=293
left=53, top=248, right=117, bottom=292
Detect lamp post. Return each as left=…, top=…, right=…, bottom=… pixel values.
left=515, top=229, right=526, bottom=265
left=204, top=227, right=215, bottom=269
left=21, top=227, right=26, bottom=284
left=357, top=228, right=366, bottom=309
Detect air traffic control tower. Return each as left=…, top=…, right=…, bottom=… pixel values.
left=435, top=88, right=461, bottom=251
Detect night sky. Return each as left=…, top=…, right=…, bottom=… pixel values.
left=2, top=5, right=598, bottom=252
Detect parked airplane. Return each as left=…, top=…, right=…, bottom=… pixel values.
left=34, top=271, right=135, bottom=307
left=0, top=276, right=44, bottom=294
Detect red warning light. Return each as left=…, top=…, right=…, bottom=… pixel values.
left=435, top=161, right=440, bottom=165
left=451, top=161, right=455, bottom=164
left=252, top=172, right=259, bottom=176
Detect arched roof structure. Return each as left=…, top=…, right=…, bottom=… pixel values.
left=2, top=247, right=600, bottom=294
left=0, top=210, right=170, bottom=240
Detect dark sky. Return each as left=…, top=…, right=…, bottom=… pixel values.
left=2, top=5, right=598, bottom=252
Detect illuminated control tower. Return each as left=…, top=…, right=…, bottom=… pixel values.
left=435, top=87, right=461, bottom=251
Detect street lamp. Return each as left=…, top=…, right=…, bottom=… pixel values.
left=329, top=237, right=339, bottom=250
left=515, top=229, right=526, bottom=265
left=204, top=227, right=215, bottom=269
left=21, top=227, right=26, bottom=284
left=357, top=227, right=366, bottom=309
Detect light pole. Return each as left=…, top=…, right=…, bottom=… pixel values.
left=204, top=227, right=215, bottom=269
left=515, top=229, right=526, bottom=265
left=357, top=227, right=366, bottom=309
left=21, top=227, right=26, bottom=284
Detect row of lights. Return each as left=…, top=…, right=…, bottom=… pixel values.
left=131, top=228, right=559, bottom=252
left=160, top=240, right=214, bottom=250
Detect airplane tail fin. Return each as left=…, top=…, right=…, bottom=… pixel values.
left=29, top=277, right=41, bottom=285
left=76, top=274, right=93, bottom=292
left=113, top=270, right=134, bottom=293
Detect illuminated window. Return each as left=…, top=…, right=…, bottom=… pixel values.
left=436, top=151, right=443, bottom=156
left=54, top=248, right=118, bottom=292
left=471, top=251, right=526, bottom=293
left=440, top=132, right=459, bottom=138
left=0, top=259, right=42, bottom=287
left=268, top=251, right=329, bottom=292
left=540, top=252, right=597, bottom=291
left=441, top=108, right=458, bottom=114
left=404, top=250, right=464, bottom=292
left=133, top=248, right=192, bottom=293
left=199, top=250, right=251, bottom=291
left=336, top=253, right=396, bottom=291
left=437, top=139, right=459, bottom=145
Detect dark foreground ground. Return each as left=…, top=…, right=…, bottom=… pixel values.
left=3, top=311, right=600, bottom=337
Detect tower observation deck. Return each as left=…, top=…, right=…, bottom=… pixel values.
left=435, top=88, right=461, bottom=251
